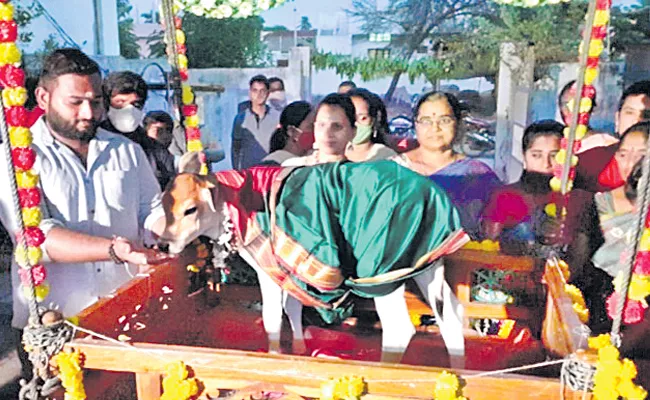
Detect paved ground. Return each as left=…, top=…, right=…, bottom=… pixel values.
left=0, top=271, right=22, bottom=399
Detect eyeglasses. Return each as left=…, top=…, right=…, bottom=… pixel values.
left=415, top=116, right=456, bottom=128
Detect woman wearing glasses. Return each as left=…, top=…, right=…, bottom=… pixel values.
left=391, top=91, right=500, bottom=238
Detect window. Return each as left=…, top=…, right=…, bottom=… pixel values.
left=368, top=48, right=391, bottom=59
left=369, top=33, right=391, bottom=42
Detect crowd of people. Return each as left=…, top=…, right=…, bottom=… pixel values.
left=231, top=71, right=650, bottom=356
left=2, top=45, right=650, bottom=386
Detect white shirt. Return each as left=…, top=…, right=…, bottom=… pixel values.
left=0, top=117, right=162, bottom=328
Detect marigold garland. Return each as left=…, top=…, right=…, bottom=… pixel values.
left=588, top=334, right=647, bottom=400
left=161, top=361, right=200, bottom=400
left=161, top=6, right=208, bottom=175
left=175, top=0, right=287, bottom=19
left=52, top=349, right=87, bottom=400
left=0, top=0, right=49, bottom=303
left=565, top=283, right=589, bottom=324
left=606, top=222, right=650, bottom=324
left=462, top=240, right=500, bottom=252
left=547, top=0, right=611, bottom=218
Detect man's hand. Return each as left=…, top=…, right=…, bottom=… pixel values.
left=112, top=237, right=176, bottom=266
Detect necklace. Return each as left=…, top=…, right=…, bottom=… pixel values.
left=214, top=203, right=237, bottom=266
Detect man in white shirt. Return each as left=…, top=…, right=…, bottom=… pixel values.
left=0, top=48, right=173, bottom=380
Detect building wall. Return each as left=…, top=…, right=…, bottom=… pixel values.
left=19, top=0, right=119, bottom=56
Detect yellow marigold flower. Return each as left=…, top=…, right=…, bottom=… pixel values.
left=23, top=281, right=49, bottom=302
left=175, top=29, right=186, bottom=45
left=434, top=371, right=460, bottom=398
left=0, top=43, right=21, bottom=65
left=575, top=124, right=588, bottom=140
left=187, top=139, right=203, bottom=152
left=579, top=98, right=593, bottom=113
left=185, top=115, right=200, bottom=128
left=620, top=358, right=638, bottom=381
left=599, top=345, right=621, bottom=363
left=181, top=84, right=194, bottom=105
left=320, top=379, right=337, bottom=400
left=593, top=10, right=610, bottom=27
left=557, top=259, right=570, bottom=280
left=22, top=207, right=42, bottom=227
left=588, top=334, right=611, bottom=350
left=627, top=274, right=650, bottom=302
left=199, top=164, right=209, bottom=175
left=0, top=3, right=13, bottom=21
left=410, top=313, right=421, bottom=327
left=550, top=176, right=562, bottom=192
left=574, top=304, right=589, bottom=324
left=592, top=385, right=619, bottom=400
left=2, top=86, right=28, bottom=107
left=178, top=54, right=188, bottom=70
left=9, top=126, right=32, bottom=147
left=584, top=67, right=599, bottom=85
left=555, top=149, right=567, bottom=165
left=165, top=361, right=189, bottom=381
left=618, top=380, right=647, bottom=400
left=16, top=170, right=39, bottom=189
left=341, top=376, right=365, bottom=399
left=544, top=203, right=557, bottom=217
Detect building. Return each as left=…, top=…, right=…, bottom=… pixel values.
left=262, top=29, right=317, bottom=67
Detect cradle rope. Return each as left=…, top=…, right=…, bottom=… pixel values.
left=610, top=141, right=650, bottom=346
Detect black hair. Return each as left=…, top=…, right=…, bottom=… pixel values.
left=249, top=74, right=270, bottom=90
left=268, top=77, right=284, bottom=90
left=269, top=101, right=312, bottom=152
left=413, top=91, right=464, bottom=121
left=522, top=119, right=565, bottom=153
left=316, top=93, right=356, bottom=128
left=625, top=158, right=644, bottom=202
left=619, top=120, right=650, bottom=144
left=558, top=80, right=598, bottom=115
left=103, top=71, right=148, bottom=107
left=619, top=80, right=650, bottom=110
left=347, top=88, right=388, bottom=145
left=338, top=80, right=356, bottom=90
left=412, top=91, right=464, bottom=146
left=143, top=110, right=174, bottom=131
left=38, top=48, right=101, bottom=89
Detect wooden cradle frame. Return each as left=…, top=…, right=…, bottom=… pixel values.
left=64, top=249, right=590, bottom=399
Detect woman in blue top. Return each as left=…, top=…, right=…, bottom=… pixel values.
left=392, top=91, right=501, bottom=238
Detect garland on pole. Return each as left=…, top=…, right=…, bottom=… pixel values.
left=175, top=0, right=287, bottom=19
left=0, top=0, right=49, bottom=303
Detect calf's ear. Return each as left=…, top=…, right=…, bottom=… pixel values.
left=201, top=187, right=217, bottom=213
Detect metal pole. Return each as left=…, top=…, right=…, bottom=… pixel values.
left=160, top=0, right=182, bottom=120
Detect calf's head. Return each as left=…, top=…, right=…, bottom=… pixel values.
left=157, top=173, right=225, bottom=254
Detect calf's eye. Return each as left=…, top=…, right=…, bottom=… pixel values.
left=184, top=207, right=198, bottom=216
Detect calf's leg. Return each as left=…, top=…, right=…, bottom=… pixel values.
left=374, top=284, right=416, bottom=363
left=240, top=250, right=284, bottom=353
left=282, top=292, right=306, bottom=354
left=413, top=262, right=465, bottom=370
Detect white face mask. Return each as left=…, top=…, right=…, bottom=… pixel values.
left=268, top=91, right=287, bottom=107
left=108, top=104, right=144, bottom=133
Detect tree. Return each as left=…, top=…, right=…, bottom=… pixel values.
left=117, top=0, right=140, bottom=59
left=299, top=16, right=312, bottom=31
left=181, top=14, right=269, bottom=68
left=610, top=1, right=650, bottom=56
left=347, top=0, right=496, bottom=100
left=266, top=25, right=289, bottom=31
left=314, top=1, right=586, bottom=97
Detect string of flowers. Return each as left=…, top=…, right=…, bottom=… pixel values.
left=0, top=0, right=49, bottom=303
left=51, top=349, right=87, bottom=400
left=606, top=230, right=650, bottom=324
left=588, top=333, right=647, bottom=400
left=434, top=371, right=467, bottom=400
left=161, top=2, right=208, bottom=175
left=548, top=0, right=610, bottom=200
left=161, top=361, right=200, bottom=400
left=176, top=0, right=287, bottom=19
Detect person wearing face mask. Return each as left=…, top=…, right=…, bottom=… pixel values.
left=268, top=77, right=288, bottom=113
left=481, top=121, right=610, bottom=330
left=101, top=71, right=175, bottom=189
left=260, top=101, right=315, bottom=166
left=345, top=89, right=396, bottom=162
